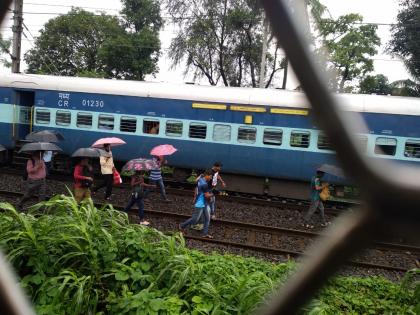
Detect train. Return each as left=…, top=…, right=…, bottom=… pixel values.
left=1, top=73, right=420, bottom=189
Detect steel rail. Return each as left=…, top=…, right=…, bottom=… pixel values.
left=258, top=0, right=420, bottom=314
left=0, top=189, right=419, bottom=255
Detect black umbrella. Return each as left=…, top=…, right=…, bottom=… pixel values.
left=72, top=148, right=100, bottom=158
left=317, top=164, right=345, bottom=178
left=0, top=144, right=5, bottom=152
left=18, top=142, right=62, bottom=153
left=26, top=130, right=64, bottom=143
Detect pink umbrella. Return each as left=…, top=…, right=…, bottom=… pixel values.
left=91, top=137, right=126, bottom=148
left=150, top=144, right=177, bottom=156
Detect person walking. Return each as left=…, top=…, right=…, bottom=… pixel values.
left=207, top=162, right=226, bottom=219
left=92, top=144, right=114, bottom=200
left=179, top=169, right=214, bottom=238
left=73, top=158, right=93, bottom=203
left=18, top=151, right=46, bottom=210
left=123, top=171, right=156, bottom=225
left=303, top=170, right=330, bottom=228
left=148, top=155, right=169, bottom=201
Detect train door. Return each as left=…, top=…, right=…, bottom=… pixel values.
left=12, top=90, right=35, bottom=141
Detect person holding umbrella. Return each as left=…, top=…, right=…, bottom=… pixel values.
left=123, top=171, right=156, bottom=225
left=147, top=144, right=178, bottom=202
left=92, top=144, right=115, bottom=201
left=72, top=148, right=100, bottom=203
left=18, top=151, right=47, bottom=210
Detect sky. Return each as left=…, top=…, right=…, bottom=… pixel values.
left=0, top=0, right=409, bottom=89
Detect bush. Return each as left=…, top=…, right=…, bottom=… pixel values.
left=0, top=196, right=417, bottom=314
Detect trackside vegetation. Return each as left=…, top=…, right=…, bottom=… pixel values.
left=0, top=196, right=417, bottom=314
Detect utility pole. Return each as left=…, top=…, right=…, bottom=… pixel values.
left=259, top=15, right=269, bottom=88
left=11, top=0, right=23, bottom=73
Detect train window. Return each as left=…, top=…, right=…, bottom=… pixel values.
left=166, top=120, right=183, bottom=137
left=76, top=112, right=93, bottom=128
left=120, top=116, right=137, bottom=133
left=238, top=126, right=256, bottom=144
left=290, top=131, right=310, bottom=148
left=56, top=110, right=71, bottom=126
left=263, top=128, right=282, bottom=146
left=143, top=119, right=160, bottom=134
left=317, top=132, right=333, bottom=150
left=404, top=140, right=420, bottom=158
left=189, top=123, right=207, bottom=139
left=35, top=109, right=50, bottom=124
left=374, top=137, right=397, bottom=156
left=213, top=124, right=231, bottom=142
left=98, top=114, right=115, bottom=130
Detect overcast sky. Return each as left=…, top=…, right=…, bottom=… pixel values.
left=0, top=0, right=409, bottom=89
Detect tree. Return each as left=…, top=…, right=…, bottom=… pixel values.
left=25, top=5, right=161, bottom=80
left=390, top=79, right=420, bottom=97
left=319, top=14, right=380, bottom=92
left=359, top=74, right=391, bottom=95
left=165, top=0, right=286, bottom=87
left=388, top=0, right=420, bottom=81
left=0, top=34, right=11, bottom=68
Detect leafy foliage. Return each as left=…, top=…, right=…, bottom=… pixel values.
left=388, top=0, right=420, bottom=81
left=25, top=5, right=161, bottom=80
left=0, top=196, right=417, bottom=314
left=359, top=74, right=392, bottom=95
left=318, top=13, right=380, bottom=92
left=0, top=33, right=11, bottom=68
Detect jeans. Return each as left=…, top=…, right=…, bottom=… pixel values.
left=303, top=199, right=326, bottom=223
left=18, top=178, right=46, bottom=209
left=124, top=195, right=145, bottom=221
left=92, top=174, right=113, bottom=198
left=148, top=178, right=167, bottom=200
left=181, top=206, right=210, bottom=235
left=209, top=196, right=216, bottom=215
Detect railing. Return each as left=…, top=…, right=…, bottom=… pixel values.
left=0, top=1, right=419, bottom=314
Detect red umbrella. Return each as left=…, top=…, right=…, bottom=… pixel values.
left=150, top=144, right=177, bottom=156
left=91, top=137, right=126, bottom=148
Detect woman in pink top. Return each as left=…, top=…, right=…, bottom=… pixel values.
left=18, top=151, right=47, bottom=210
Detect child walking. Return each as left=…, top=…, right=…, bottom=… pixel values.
left=124, top=171, right=156, bottom=225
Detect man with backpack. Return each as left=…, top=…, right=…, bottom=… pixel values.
left=18, top=151, right=46, bottom=210
left=179, top=169, right=214, bottom=238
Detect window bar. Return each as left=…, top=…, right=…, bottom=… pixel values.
left=258, top=0, right=420, bottom=314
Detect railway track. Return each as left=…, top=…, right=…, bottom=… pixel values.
left=0, top=167, right=349, bottom=215
left=0, top=189, right=417, bottom=273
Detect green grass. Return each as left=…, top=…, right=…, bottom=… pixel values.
left=0, top=196, right=418, bottom=314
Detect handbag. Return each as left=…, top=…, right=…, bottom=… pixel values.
left=113, top=169, right=122, bottom=185
left=319, top=183, right=330, bottom=201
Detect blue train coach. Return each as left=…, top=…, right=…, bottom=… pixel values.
left=1, top=73, right=420, bottom=183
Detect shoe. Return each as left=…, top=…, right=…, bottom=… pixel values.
left=303, top=223, right=314, bottom=229
left=105, top=196, right=111, bottom=201
left=321, top=221, right=331, bottom=227
left=202, top=234, right=213, bottom=239
left=211, top=215, right=216, bottom=220
left=164, top=198, right=171, bottom=202
left=140, top=220, right=150, bottom=226
left=192, top=224, right=204, bottom=231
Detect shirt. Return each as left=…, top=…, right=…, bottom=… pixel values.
left=150, top=159, right=162, bottom=180
left=195, top=178, right=210, bottom=208
left=73, top=165, right=91, bottom=188
left=99, top=153, right=114, bottom=174
left=27, top=159, right=46, bottom=180
left=310, top=176, right=322, bottom=201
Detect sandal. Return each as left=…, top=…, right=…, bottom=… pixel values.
left=202, top=234, right=213, bottom=239
left=303, top=224, right=314, bottom=229
left=140, top=220, right=150, bottom=226
left=321, top=222, right=331, bottom=227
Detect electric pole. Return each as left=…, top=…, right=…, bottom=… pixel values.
left=11, top=0, right=23, bottom=73
left=259, top=15, right=269, bottom=88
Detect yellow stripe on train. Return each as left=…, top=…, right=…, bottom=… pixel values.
left=230, top=105, right=266, bottom=113
left=192, top=103, right=227, bottom=110
left=270, top=108, right=309, bottom=115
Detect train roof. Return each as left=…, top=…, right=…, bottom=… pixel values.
left=2, top=73, right=420, bottom=116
